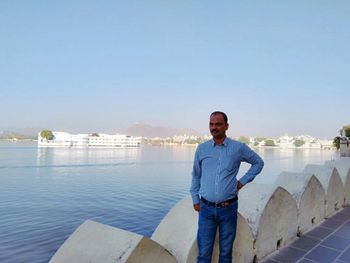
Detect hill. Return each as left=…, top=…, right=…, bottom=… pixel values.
left=124, top=123, right=200, bottom=138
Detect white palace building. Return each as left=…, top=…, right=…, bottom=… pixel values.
left=38, top=131, right=142, bottom=148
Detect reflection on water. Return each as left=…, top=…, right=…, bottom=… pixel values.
left=251, top=148, right=339, bottom=184
left=35, top=144, right=197, bottom=167
left=36, top=147, right=142, bottom=167
left=0, top=142, right=340, bottom=263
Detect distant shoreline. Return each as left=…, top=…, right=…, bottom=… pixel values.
left=0, top=139, right=337, bottom=151
left=0, top=138, right=37, bottom=142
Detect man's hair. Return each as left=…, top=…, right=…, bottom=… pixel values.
left=210, top=111, right=228, bottom=124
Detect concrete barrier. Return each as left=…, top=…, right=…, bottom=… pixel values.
left=238, top=183, right=298, bottom=261
left=275, top=172, right=326, bottom=235
left=210, top=213, right=255, bottom=263
left=50, top=159, right=350, bottom=263
left=191, top=213, right=255, bottom=263
left=232, top=213, right=255, bottom=263
left=151, top=195, right=255, bottom=263
left=325, top=159, right=350, bottom=206
left=151, top=196, right=198, bottom=263
left=303, top=164, right=344, bottom=218
left=49, top=220, right=176, bottom=263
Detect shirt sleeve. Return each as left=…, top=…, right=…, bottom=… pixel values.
left=190, top=147, right=201, bottom=204
left=239, top=144, right=264, bottom=185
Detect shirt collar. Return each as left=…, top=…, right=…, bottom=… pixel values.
left=211, top=137, right=229, bottom=147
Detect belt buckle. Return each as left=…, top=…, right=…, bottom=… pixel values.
left=221, top=201, right=229, bottom=208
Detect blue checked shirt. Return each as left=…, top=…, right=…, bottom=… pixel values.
left=190, top=137, right=264, bottom=204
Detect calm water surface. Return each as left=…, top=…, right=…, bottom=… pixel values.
left=0, top=141, right=339, bottom=263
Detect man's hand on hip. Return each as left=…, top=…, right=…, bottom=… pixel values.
left=193, top=203, right=200, bottom=212
left=237, top=181, right=244, bottom=191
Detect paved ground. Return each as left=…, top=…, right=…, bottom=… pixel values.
left=262, top=206, right=350, bottom=263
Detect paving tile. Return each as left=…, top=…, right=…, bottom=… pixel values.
left=269, top=246, right=306, bottom=263
left=261, top=259, right=281, bottom=263
left=321, top=235, right=350, bottom=251
left=339, top=208, right=350, bottom=216
left=339, top=246, right=350, bottom=262
left=305, top=226, right=334, bottom=240
left=334, top=225, right=350, bottom=240
left=321, top=218, right=345, bottom=230
left=298, top=259, right=317, bottom=263
left=290, top=235, right=320, bottom=251
left=332, top=212, right=350, bottom=223
left=341, top=206, right=350, bottom=214
left=305, top=245, right=341, bottom=262
left=345, top=220, right=350, bottom=227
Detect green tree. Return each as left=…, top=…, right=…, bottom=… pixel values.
left=256, top=137, right=266, bottom=142
left=91, top=133, right=99, bottom=137
left=264, top=139, right=276, bottom=146
left=339, top=124, right=350, bottom=137
left=40, top=130, right=54, bottom=140
left=238, top=136, right=250, bottom=144
left=294, top=139, right=305, bottom=147
left=333, top=137, right=340, bottom=150
left=343, top=125, right=350, bottom=137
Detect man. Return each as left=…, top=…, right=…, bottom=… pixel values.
left=190, top=111, right=264, bottom=263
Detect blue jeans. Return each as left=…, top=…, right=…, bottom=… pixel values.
left=197, top=201, right=238, bottom=263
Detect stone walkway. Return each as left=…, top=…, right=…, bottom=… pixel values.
left=262, top=206, right=350, bottom=263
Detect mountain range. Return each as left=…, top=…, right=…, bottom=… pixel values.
left=124, top=123, right=200, bottom=138
left=0, top=127, right=41, bottom=139
left=0, top=124, right=201, bottom=139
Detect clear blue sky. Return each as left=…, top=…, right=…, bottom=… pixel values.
left=1, top=1, right=349, bottom=138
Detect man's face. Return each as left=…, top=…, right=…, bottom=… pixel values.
left=209, top=114, right=228, bottom=139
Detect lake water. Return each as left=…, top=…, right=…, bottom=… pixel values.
left=0, top=141, right=339, bottom=263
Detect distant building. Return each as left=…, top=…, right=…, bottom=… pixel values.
left=339, top=137, right=350, bottom=157
left=319, top=139, right=334, bottom=150
left=278, top=134, right=295, bottom=148
left=276, top=134, right=323, bottom=149
left=296, top=135, right=322, bottom=149
left=38, top=131, right=142, bottom=148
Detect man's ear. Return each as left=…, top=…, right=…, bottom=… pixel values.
left=226, top=123, right=229, bottom=130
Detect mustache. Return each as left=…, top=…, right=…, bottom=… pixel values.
left=211, top=129, right=218, bottom=133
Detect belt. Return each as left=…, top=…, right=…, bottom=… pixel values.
left=200, top=196, right=238, bottom=208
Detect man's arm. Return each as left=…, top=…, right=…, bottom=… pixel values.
left=190, top=148, right=201, bottom=211
left=239, top=144, right=264, bottom=186
left=237, top=180, right=244, bottom=191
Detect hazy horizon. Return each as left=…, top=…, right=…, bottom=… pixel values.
left=0, top=122, right=339, bottom=140
left=1, top=1, right=349, bottom=139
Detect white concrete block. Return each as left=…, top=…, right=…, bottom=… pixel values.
left=303, top=164, right=344, bottom=218
left=151, top=196, right=198, bottom=263
left=211, top=213, right=255, bottom=263
left=325, top=159, right=350, bottom=206
left=232, top=213, right=255, bottom=263
left=238, top=183, right=298, bottom=261
left=151, top=195, right=255, bottom=263
left=49, top=220, right=176, bottom=263
left=276, top=172, right=326, bottom=235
